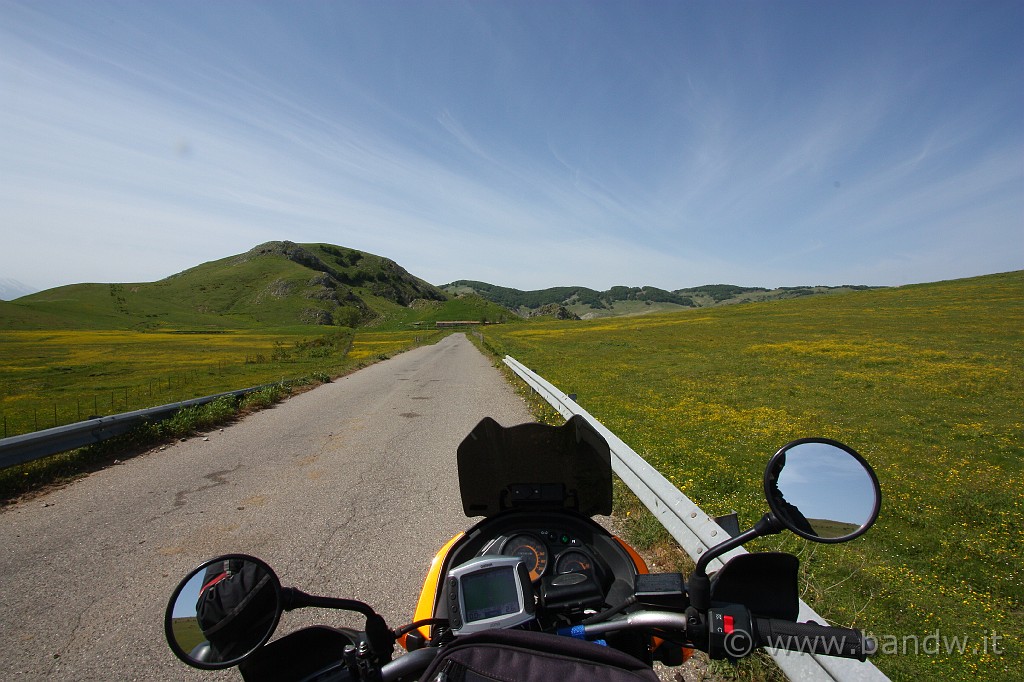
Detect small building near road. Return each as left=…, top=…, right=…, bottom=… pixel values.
left=435, top=320, right=482, bottom=328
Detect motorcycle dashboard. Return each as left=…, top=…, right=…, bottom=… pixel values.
left=424, top=511, right=642, bottom=643
left=480, top=526, right=609, bottom=586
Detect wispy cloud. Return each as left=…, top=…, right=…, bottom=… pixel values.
left=1, top=1, right=1020, bottom=291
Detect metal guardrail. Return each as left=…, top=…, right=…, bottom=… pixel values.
left=504, top=355, right=889, bottom=682
left=0, top=384, right=276, bottom=470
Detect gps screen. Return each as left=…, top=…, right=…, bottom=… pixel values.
left=461, top=566, right=521, bottom=623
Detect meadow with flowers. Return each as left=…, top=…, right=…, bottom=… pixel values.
left=481, top=270, right=1022, bottom=681
left=0, top=327, right=442, bottom=439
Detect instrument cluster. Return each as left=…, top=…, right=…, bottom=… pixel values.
left=490, top=529, right=602, bottom=583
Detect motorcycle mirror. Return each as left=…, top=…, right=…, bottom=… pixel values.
left=164, top=554, right=283, bottom=670
left=764, top=438, right=881, bottom=543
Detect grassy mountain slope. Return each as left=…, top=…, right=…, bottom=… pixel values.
left=1, top=242, right=504, bottom=331
left=445, top=279, right=880, bottom=319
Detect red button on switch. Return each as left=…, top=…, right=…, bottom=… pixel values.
left=723, top=615, right=735, bottom=634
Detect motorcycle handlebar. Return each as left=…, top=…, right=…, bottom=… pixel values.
left=560, top=610, right=691, bottom=639
left=566, top=610, right=874, bottom=662
left=753, top=617, right=876, bottom=661
left=375, top=610, right=874, bottom=681
left=381, top=648, right=438, bottom=682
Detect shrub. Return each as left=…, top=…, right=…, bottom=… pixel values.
left=240, top=384, right=285, bottom=411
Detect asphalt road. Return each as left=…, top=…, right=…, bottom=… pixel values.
left=0, top=333, right=535, bottom=680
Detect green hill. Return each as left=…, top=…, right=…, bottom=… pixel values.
left=0, top=242, right=508, bottom=331
left=444, top=280, right=881, bottom=319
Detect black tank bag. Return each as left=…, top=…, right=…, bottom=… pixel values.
left=419, top=629, right=659, bottom=682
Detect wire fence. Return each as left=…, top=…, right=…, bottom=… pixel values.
left=0, top=367, right=233, bottom=439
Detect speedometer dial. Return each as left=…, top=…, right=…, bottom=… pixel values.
left=500, top=533, right=548, bottom=581
left=554, top=550, right=594, bottom=577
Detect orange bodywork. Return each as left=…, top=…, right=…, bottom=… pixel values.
left=399, top=531, right=465, bottom=650
left=613, top=535, right=649, bottom=574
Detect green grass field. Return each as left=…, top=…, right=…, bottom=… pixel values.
left=170, top=617, right=206, bottom=656
left=481, top=271, right=1022, bottom=681
left=0, top=327, right=444, bottom=438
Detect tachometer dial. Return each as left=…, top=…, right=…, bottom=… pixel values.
left=501, top=533, right=548, bottom=581
left=554, top=550, right=593, bottom=577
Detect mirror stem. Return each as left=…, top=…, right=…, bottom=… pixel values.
left=281, top=587, right=378, bottom=618
left=694, top=514, right=780, bottom=577
left=280, top=589, right=394, bottom=661
left=689, top=514, right=782, bottom=611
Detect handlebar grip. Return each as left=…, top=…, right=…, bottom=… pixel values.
left=754, top=618, right=876, bottom=661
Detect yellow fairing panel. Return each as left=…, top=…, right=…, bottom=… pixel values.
left=399, top=532, right=465, bottom=649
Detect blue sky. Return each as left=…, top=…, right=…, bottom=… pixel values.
left=2, top=1, right=1021, bottom=293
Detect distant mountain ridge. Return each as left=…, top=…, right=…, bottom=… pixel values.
left=443, top=280, right=881, bottom=319
left=0, top=240, right=892, bottom=330
left=0, top=241, right=506, bottom=330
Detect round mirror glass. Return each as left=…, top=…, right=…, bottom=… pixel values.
left=164, top=554, right=282, bottom=670
left=764, top=439, right=881, bottom=543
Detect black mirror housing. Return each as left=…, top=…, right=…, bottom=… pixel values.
left=164, top=554, right=283, bottom=670
left=764, top=438, right=881, bottom=543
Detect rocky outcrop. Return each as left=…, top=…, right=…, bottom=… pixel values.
left=527, top=304, right=580, bottom=320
